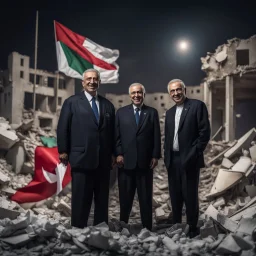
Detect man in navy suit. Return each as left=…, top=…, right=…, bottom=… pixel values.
left=115, top=83, right=161, bottom=230
left=57, top=69, right=115, bottom=228
left=164, top=79, right=210, bottom=238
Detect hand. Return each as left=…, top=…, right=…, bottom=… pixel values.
left=150, top=158, right=158, bottom=169
left=116, top=155, right=124, bottom=168
left=59, top=153, right=68, bottom=166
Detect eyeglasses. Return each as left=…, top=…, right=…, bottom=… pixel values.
left=169, top=88, right=183, bottom=95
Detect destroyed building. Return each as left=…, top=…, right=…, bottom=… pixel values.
left=0, top=52, right=75, bottom=131
left=202, top=35, right=256, bottom=141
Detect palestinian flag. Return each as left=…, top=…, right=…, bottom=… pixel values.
left=54, top=21, right=119, bottom=83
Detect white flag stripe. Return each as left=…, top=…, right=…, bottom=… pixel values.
left=42, top=167, right=57, bottom=183
left=55, top=163, right=67, bottom=195
left=83, top=38, right=120, bottom=64
left=56, top=42, right=83, bottom=80
left=93, top=65, right=119, bottom=83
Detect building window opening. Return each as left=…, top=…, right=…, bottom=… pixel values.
left=20, top=58, right=24, bottom=66
left=154, top=97, right=157, bottom=100
left=160, top=95, right=163, bottom=99
left=161, top=103, right=165, bottom=107
left=196, top=89, right=200, bottom=93
left=20, top=71, right=24, bottom=78
left=39, top=118, right=52, bottom=129
left=59, top=79, right=66, bottom=89
left=236, top=49, right=249, bottom=66
left=24, top=92, right=33, bottom=109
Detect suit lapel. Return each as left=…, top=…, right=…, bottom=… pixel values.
left=98, top=96, right=105, bottom=128
left=178, top=98, right=190, bottom=131
left=137, top=105, right=148, bottom=132
left=128, top=104, right=138, bottom=131
left=169, top=106, right=176, bottom=142
left=80, top=91, right=98, bottom=126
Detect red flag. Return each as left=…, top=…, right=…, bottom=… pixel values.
left=11, top=146, right=71, bottom=204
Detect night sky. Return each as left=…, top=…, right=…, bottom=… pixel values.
left=1, top=1, right=255, bottom=95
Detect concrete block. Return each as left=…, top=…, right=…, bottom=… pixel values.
left=21, top=162, right=34, bottom=174
left=162, top=236, right=180, bottom=254
left=217, top=213, right=238, bottom=232
left=1, top=186, right=16, bottom=197
left=155, top=207, right=165, bottom=221
left=6, top=144, right=25, bottom=174
left=221, top=158, right=234, bottom=169
left=200, top=220, right=218, bottom=238
left=0, top=171, right=10, bottom=185
left=236, top=217, right=256, bottom=236
left=224, top=128, right=256, bottom=159
left=0, top=206, right=20, bottom=220
left=57, top=199, right=71, bottom=216
left=0, top=233, right=34, bottom=246
left=232, top=234, right=254, bottom=250
left=0, top=129, right=19, bottom=150
left=215, top=234, right=241, bottom=254
left=231, top=156, right=252, bottom=174
left=88, top=230, right=110, bottom=250
left=207, top=169, right=243, bottom=198
left=245, top=185, right=256, bottom=198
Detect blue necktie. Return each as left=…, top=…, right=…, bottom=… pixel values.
left=91, top=97, right=99, bottom=123
left=135, top=107, right=140, bottom=125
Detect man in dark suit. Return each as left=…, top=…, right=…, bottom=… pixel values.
left=115, top=83, right=161, bottom=230
left=57, top=69, right=115, bottom=228
left=164, top=79, right=210, bottom=238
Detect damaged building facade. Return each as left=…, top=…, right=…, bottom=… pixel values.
left=202, top=35, right=256, bottom=141
left=0, top=52, right=75, bottom=131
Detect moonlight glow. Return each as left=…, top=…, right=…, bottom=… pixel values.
left=177, top=40, right=189, bottom=52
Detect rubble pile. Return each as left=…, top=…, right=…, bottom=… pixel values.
left=0, top=114, right=256, bottom=254
left=0, top=211, right=255, bottom=256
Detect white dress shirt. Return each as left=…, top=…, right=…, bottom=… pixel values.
left=173, top=104, right=184, bottom=151
left=84, top=90, right=100, bottom=118
left=133, top=104, right=143, bottom=115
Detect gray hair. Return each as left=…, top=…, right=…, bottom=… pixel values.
left=128, top=83, right=146, bottom=95
left=82, top=68, right=101, bottom=80
left=167, top=79, right=186, bottom=93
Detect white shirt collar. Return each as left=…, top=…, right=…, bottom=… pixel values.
left=84, top=90, right=98, bottom=102
left=133, top=103, right=143, bottom=111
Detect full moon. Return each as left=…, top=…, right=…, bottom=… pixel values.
left=178, top=40, right=189, bottom=52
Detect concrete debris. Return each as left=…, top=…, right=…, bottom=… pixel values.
left=0, top=114, right=256, bottom=254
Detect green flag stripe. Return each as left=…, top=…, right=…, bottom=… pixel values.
left=60, top=41, right=93, bottom=75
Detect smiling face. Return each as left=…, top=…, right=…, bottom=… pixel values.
left=168, top=81, right=186, bottom=105
left=129, top=84, right=145, bottom=107
left=82, top=71, right=100, bottom=96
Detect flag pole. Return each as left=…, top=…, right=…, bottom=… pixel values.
left=33, top=10, right=39, bottom=114
left=53, top=20, right=59, bottom=109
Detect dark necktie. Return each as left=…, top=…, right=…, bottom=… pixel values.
left=91, top=97, right=99, bottom=123
left=135, top=107, right=140, bottom=125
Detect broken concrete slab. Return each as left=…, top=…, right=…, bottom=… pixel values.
left=231, top=156, right=252, bottom=174
left=5, top=144, right=25, bottom=174
left=20, top=119, right=34, bottom=132
left=224, top=128, right=256, bottom=159
left=245, top=185, right=256, bottom=198
left=21, top=161, right=34, bottom=174
left=0, top=170, right=10, bottom=185
left=0, top=207, right=20, bottom=220
left=215, top=234, right=241, bottom=254
left=221, top=157, right=234, bottom=169
left=236, top=217, right=256, bottom=236
left=0, top=129, right=19, bottom=150
left=0, top=233, right=34, bottom=246
left=207, top=169, right=243, bottom=198
left=249, top=144, right=256, bottom=162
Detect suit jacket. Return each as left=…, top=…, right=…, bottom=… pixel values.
left=115, top=104, right=161, bottom=170
left=57, top=91, right=115, bottom=170
left=164, top=98, right=211, bottom=171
